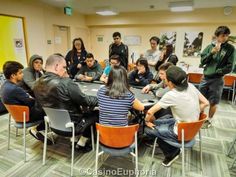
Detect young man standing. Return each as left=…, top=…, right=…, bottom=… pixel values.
left=199, top=26, right=235, bottom=128
left=109, top=32, right=129, bottom=70
left=144, top=36, right=161, bottom=75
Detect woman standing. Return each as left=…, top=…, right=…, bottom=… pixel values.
left=65, top=38, right=87, bottom=78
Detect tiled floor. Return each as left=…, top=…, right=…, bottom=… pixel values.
left=0, top=100, right=236, bottom=177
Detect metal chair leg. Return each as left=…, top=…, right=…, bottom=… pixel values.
left=71, top=125, right=75, bottom=177
left=43, top=118, right=48, bottom=165
left=199, top=131, right=203, bottom=173
left=91, top=126, right=94, bottom=151
left=8, top=114, right=11, bottom=150
left=23, top=112, right=26, bottom=163
left=151, top=138, right=157, bottom=158
left=95, top=131, right=100, bottom=177
left=182, top=129, right=185, bottom=177
left=135, top=132, right=138, bottom=177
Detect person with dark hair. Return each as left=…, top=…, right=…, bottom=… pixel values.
left=199, top=26, right=235, bottom=128
left=65, top=38, right=87, bottom=78
left=33, top=55, right=98, bottom=152
left=128, top=58, right=153, bottom=87
left=75, top=53, right=103, bottom=82
left=142, top=62, right=173, bottom=98
left=0, top=61, right=50, bottom=143
left=155, top=43, right=178, bottom=71
left=144, top=36, right=161, bottom=75
left=145, top=66, right=209, bottom=167
left=97, top=65, right=144, bottom=126
left=100, top=55, right=120, bottom=83
left=20, top=54, right=44, bottom=96
left=109, top=32, right=129, bottom=69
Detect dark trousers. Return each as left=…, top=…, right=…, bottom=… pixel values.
left=157, top=138, right=180, bottom=159
left=30, top=105, right=45, bottom=131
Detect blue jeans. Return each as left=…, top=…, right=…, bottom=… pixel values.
left=145, top=116, right=180, bottom=158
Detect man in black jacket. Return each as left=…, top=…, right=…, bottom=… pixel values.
left=33, top=54, right=98, bottom=152
left=109, top=32, right=129, bottom=69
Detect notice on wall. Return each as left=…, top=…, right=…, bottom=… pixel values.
left=124, top=35, right=141, bottom=46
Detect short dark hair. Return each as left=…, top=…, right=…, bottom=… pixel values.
left=215, top=26, right=230, bottom=37
left=158, top=62, right=173, bottom=71
left=198, top=32, right=203, bottom=37
left=86, top=53, right=94, bottom=59
left=136, top=57, right=149, bottom=73
left=149, top=36, right=160, bottom=45
left=3, top=61, right=24, bottom=79
left=109, top=55, right=120, bottom=62
left=167, top=54, right=178, bottom=65
left=166, top=66, right=188, bottom=91
left=113, top=32, right=121, bottom=38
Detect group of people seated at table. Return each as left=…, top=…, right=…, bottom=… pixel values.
left=0, top=50, right=209, bottom=167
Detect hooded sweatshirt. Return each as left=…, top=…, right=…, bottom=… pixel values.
left=200, top=42, right=235, bottom=78
left=75, top=60, right=103, bottom=81
left=20, top=55, right=44, bottom=94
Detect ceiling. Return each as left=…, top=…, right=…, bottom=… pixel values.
left=39, top=0, right=236, bottom=15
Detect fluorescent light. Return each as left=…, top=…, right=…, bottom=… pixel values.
left=96, top=10, right=118, bottom=16
left=169, top=1, right=193, bottom=12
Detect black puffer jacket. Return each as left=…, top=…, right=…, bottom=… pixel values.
left=33, top=72, right=98, bottom=120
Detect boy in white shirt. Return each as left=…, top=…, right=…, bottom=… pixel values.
left=145, top=66, right=209, bottom=167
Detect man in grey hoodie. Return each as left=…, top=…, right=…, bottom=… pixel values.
left=21, top=54, right=44, bottom=96
left=75, top=53, right=103, bottom=82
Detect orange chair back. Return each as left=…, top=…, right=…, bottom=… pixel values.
left=128, top=63, right=136, bottom=72
left=96, top=123, right=139, bottom=148
left=224, top=75, right=236, bottom=87
left=4, top=104, right=30, bottom=122
left=188, top=73, right=203, bottom=84
left=177, top=113, right=207, bottom=141
left=98, top=60, right=107, bottom=70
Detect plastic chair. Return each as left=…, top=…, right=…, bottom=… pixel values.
left=128, top=63, right=136, bottom=72
left=98, top=60, right=107, bottom=70
left=223, top=75, right=236, bottom=104
left=152, top=113, right=207, bottom=177
left=4, top=104, right=42, bottom=162
left=43, top=107, right=94, bottom=177
left=187, top=73, right=203, bottom=88
left=95, top=123, right=139, bottom=177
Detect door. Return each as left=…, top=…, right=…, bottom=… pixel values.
left=53, top=25, right=69, bottom=55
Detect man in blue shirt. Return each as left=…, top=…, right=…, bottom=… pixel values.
left=0, top=61, right=51, bottom=144
left=100, top=55, right=121, bottom=83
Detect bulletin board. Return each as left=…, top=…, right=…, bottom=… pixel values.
left=0, top=14, right=28, bottom=71
left=124, top=35, right=141, bottom=46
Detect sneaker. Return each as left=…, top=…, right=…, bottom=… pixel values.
left=201, top=120, right=212, bottom=129
left=75, top=143, right=92, bottom=153
left=36, top=132, right=53, bottom=145
left=162, top=149, right=180, bottom=167
left=29, top=129, right=39, bottom=140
